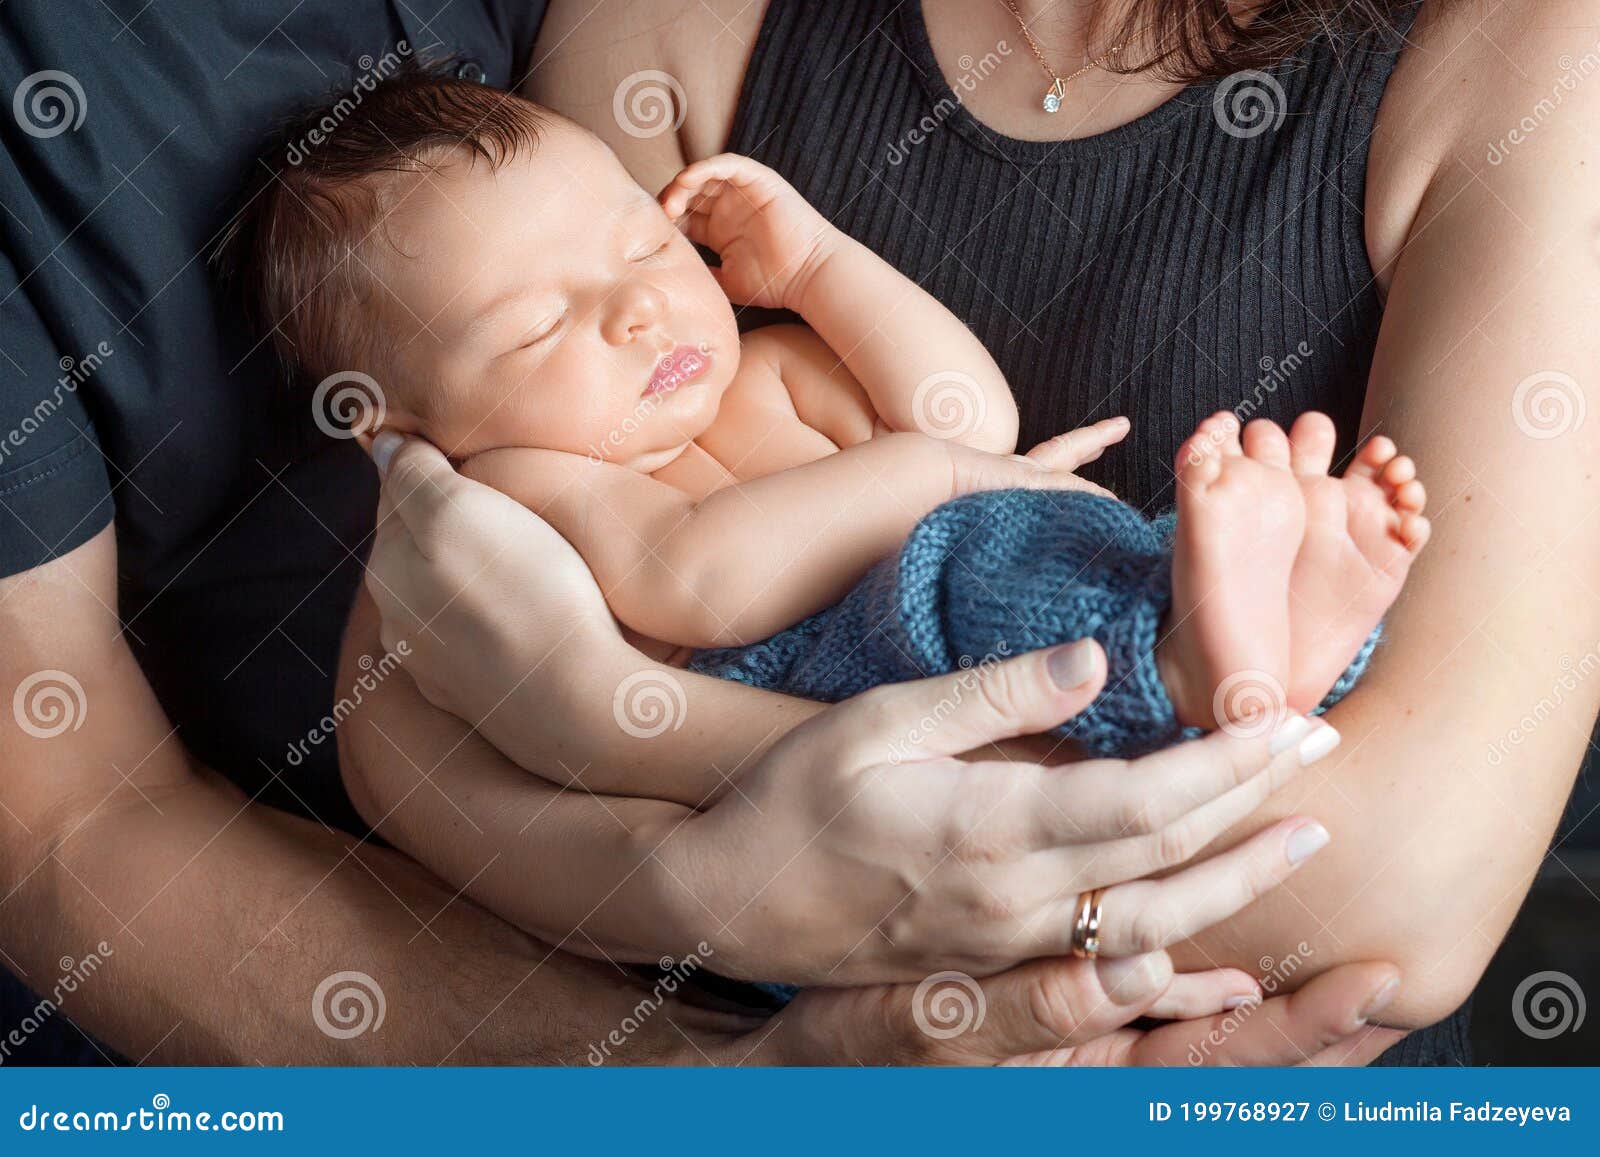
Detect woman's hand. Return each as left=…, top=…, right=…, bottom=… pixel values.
left=657, top=640, right=1342, bottom=986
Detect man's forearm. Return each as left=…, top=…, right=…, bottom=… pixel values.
left=6, top=762, right=714, bottom=1064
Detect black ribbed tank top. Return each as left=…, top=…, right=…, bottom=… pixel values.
left=729, top=0, right=1469, bottom=1067
left=730, top=0, right=1417, bottom=512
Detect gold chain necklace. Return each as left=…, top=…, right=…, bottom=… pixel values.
left=1003, top=0, right=1130, bottom=114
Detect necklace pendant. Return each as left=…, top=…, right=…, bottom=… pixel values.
left=1041, top=78, right=1066, bottom=114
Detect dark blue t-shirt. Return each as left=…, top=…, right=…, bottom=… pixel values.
left=0, top=0, right=544, bottom=829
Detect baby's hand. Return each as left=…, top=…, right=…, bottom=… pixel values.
left=1024, top=416, right=1131, bottom=476
left=947, top=437, right=1119, bottom=500
left=658, top=153, right=837, bottom=311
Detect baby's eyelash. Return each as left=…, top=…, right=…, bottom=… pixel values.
left=519, top=312, right=565, bottom=348
left=632, top=237, right=674, bottom=261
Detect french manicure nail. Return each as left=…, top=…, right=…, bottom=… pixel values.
left=1297, top=724, right=1341, bottom=766
left=1269, top=715, right=1314, bottom=756
left=1047, top=639, right=1097, bottom=689
left=372, top=430, right=403, bottom=476
left=1357, top=977, right=1401, bottom=1024
left=1285, top=821, right=1331, bottom=865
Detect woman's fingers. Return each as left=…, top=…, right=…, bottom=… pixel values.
left=818, top=639, right=1109, bottom=767
left=996, top=812, right=1327, bottom=960
left=1013, top=716, right=1337, bottom=848
left=1121, top=962, right=1402, bottom=1066
left=1084, top=817, right=1331, bottom=957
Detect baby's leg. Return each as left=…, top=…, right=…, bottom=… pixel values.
left=1284, top=416, right=1430, bottom=711
left=1158, top=413, right=1305, bottom=730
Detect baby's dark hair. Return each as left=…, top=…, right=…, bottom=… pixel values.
left=213, top=59, right=548, bottom=389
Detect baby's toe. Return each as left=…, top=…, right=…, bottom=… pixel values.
left=1394, top=478, right=1426, bottom=513
left=1380, top=454, right=1416, bottom=489
left=1288, top=412, right=1337, bottom=476
left=1177, top=428, right=1224, bottom=489
left=1398, top=513, right=1432, bottom=554
left=1348, top=436, right=1397, bottom=481
left=1242, top=419, right=1292, bottom=469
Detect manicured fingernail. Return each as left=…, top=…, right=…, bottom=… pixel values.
left=1099, top=952, right=1171, bottom=1005
left=1297, top=724, right=1341, bottom=766
left=1047, top=640, right=1098, bottom=689
left=372, top=430, right=403, bottom=476
left=1285, top=821, right=1331, bottom=865
left=1358, top=977, right=1401, bottom=1024
left=1269, top=715, right=1314, bottom=756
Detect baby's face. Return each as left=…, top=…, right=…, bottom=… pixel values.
left=371, top=119, right=739, bottom=467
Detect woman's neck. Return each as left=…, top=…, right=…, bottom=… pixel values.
left=920, top=0, right=1183, bottom=143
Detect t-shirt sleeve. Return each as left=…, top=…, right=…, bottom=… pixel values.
left=0, top=244, right=114, bottom=578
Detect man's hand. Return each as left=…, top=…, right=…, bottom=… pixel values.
left=695, top=955, right=1402, bottom=1067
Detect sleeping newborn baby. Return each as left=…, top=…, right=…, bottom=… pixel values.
left=233, top=66, right=1429, bottom=851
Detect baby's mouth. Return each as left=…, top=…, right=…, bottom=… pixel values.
left=643, top=344, right=710, bottom=397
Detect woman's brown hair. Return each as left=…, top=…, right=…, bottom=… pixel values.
left=1106, top=0, right=1418, bottom=81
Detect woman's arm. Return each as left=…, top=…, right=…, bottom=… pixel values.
left=1168, top=2, right=1600, bottom=1029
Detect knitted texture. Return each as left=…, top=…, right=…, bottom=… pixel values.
left=690, top=489, right=1378, bottom=756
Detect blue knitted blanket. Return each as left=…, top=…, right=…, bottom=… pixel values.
left=690, top=489, right=1376, bottom=757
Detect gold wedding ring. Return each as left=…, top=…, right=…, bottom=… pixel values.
left=1071, top=887, right=1105, bottom=959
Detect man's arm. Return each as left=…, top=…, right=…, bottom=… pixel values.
left=0, top=526, right=738, bottom=1063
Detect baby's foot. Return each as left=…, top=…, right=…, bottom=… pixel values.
left=1283, top=414, right=1431, bottom=711
left=1159, top=413, right=1305, bottom=730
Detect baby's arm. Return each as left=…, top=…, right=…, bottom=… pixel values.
left=661, top=154, right=1019, bottom=453
left=464, top=431, right=1087, bottom=651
